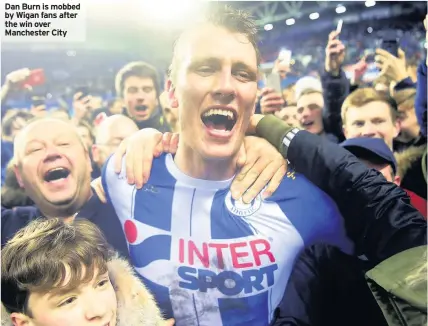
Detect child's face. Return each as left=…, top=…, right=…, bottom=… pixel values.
left=14, top=269, right=117, bottom=326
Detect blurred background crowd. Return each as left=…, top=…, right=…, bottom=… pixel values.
left=2, top=0, right=426, bottom=213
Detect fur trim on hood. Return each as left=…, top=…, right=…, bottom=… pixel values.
left=1, top=257, right=171, bottom=326
left=395, top=144, right=427, bottom=179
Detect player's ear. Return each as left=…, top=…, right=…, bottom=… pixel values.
left=167, top=80, right=179, bottom=108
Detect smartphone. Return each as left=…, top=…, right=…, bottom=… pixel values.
left=21, top=69, right=45, bottom=88
left=364, top=49, right=376, bottom=64
left=380, top=38, right=399, bottom=57
left=278, top=49, right=292, bottom=65
left=266, top=71, right=282, bottom=94
left=336, top=19, right=343, bottom=34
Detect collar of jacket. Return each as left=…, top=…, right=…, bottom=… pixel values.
left=395, top=144, right=427, bottom=181
left=1, top=256, right=168, bottom=326
left=365, top=246, right=427, bottom=312
left=123, top=106, right=169, bottom=132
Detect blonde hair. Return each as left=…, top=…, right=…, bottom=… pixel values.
left=1, top=218, right=113, bottom=313
left=341, top=88, right=398, bottom=125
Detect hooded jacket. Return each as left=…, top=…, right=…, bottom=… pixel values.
left=366, top=246, right=427, bottom=326
left=1, top=257, right=170, bottom=326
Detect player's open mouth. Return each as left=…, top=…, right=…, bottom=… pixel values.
left=201, top=108, right=237, bottom=133
left=43, top=167, right=70, bottom=183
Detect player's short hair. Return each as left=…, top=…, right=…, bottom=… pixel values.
left=1, top=218, right=114, bottom=315
left=170, top=5, right=260, bottom=84
left=341, top=88, right=398, bottom=125
left=115, top=61, right=161, bottom=98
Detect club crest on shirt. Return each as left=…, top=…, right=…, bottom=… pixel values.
left=225, top=191, right=262, bottom=217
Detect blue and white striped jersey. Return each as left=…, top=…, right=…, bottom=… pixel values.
left=103, top=153, right=352, bottom=326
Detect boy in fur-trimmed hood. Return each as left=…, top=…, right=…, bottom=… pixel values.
left=1, top=218, right=174, bottom=326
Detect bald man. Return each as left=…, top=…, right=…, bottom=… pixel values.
left=1, top=118, right=129, bottom=258
left=91, top=115, right=139, bottom=178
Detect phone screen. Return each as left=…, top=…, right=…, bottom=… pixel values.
left=21, top=69, right=45, bottom=88
left=381, top=39, right=398, bottom=57
left=364, top=49, right=376, bottom=63
left=362, top=62, right=381, bottom=83
left=336, top=19, right=343, bottom=34
left=278, top=49, right=292, bottom=65
left=266, top=72, right=282, bottom=94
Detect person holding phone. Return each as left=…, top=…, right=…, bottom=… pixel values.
left=375, top=48, right=410, bottom=86
left=1, top=69, right=32, bottom=117
left=321, top=27, right=417, bottom=148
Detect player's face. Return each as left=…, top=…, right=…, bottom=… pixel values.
left=15, top=120, right=92, bottom=212
left=171, top=24, right=258, bottom=160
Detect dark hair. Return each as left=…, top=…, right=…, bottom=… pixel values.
left=170, top=5, right=260, bottom=83
left=115, top=61, right=161, bottom=98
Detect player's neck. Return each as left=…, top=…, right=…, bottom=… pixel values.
left=174, top=145, right=237, bottom=181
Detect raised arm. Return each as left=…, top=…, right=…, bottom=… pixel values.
left=251, top=114, right=426, bottom=265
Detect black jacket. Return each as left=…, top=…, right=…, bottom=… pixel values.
left=256, top=116, right=426, bottom=325
left=273, top=243, right=389, bottom=326
left=1, top=190, right=129, bottom=259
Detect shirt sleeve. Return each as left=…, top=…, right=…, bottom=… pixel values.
left=272, top=173, right=354, bottom=254
left=101, top=155, right=135, bottom=211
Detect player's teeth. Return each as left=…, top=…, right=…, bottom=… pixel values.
left=203, top=109, right=234, bottom=119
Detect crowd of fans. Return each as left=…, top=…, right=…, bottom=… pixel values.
left=1, top=3, right=426, bottom=326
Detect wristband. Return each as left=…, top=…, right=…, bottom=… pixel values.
left=255, top=114, right=301, bottom=159
left=281, top=127, right=301, bottom=158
